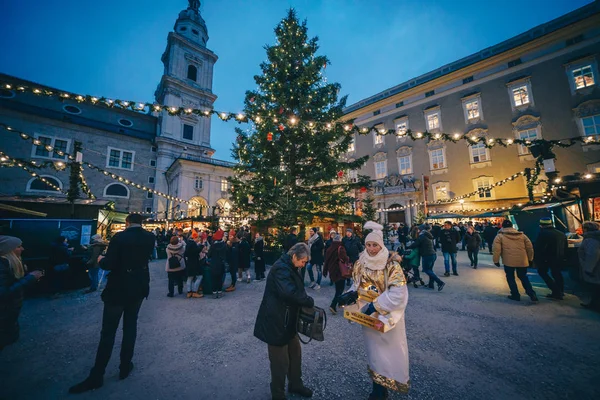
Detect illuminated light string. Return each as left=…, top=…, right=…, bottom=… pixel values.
left=79, top=166, right=95, bottom=199
left=377, top=171, right=526, bottom=212
left=0, top=150, right=67, bottom=194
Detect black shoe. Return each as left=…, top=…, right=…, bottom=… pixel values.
left=452, top=272, right=459, bottom=276
left=167, top=293, right=174, bottom=297
left=473, top=265, right=478, bottom=269
left=546, top=293, right=563, bottom=300
left=437, top=282, right=445, bottom=292
left=69, top=377, right=103, bottom=394
left=507, top=295, right=520, bottom=301
left=119, top=362, right=133, bottom=380
left=530, top=294, right=539, bottom=303
left=443, top=272, right=450, bottom=277
left=289, top=386, right=313, bottom=397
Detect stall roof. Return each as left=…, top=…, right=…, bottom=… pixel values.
left=520, top=200, right=577, bottom=211
left=471, top=211, right=509, bottom=218
left=427, top=213, right=465, bottom=219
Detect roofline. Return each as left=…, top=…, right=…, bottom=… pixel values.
left=343, top=1, right=600, bottom=116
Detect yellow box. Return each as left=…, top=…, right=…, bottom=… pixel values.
left=343, top=302, right=391, bottom=333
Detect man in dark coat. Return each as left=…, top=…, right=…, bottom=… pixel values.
left=209, top=229, right=227, bottom=297
left=305, top=227, right=324, bottom=289
left=239, top=233, right=252, bottom=283
left=253, top=233, right=266, bottom=281
left=534, top=217, right=568, bottom=300
left=284, top=227, right=298, bottom=252
left=483, top=222, right=498, bottom=254
left=342, top=228, right=363, bottom=286
left=69, top=214, right=155, bottom=394
left=407, top=224, right=445, bottom=290
left=397, top=223, right=409, bottom=251
left=431, top=223, right=442, bottom=250
left=254, top=243, right=314, bottom=400
left=441, top=221, right=460, bottom=277
left=225, top=236, right=240, bottom=292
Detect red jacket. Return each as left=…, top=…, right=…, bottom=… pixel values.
left=323, top=242, right=349, bottom=283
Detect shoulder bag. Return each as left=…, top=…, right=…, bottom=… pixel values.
left=338, top=247, right=353, bottom=279
left=297, top=305, right=327, bottom=344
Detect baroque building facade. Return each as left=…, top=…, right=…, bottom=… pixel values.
left=343, top=2, right=600, bottom=224
left=0, top=1, right=234, bottom=220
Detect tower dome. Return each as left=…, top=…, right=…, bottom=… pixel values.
left=174, top=0, right=209, bottom=47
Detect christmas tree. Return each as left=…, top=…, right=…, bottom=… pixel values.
left=229, top=9, right=370, bottom=229
left=361, top=195, right=378, bottom=222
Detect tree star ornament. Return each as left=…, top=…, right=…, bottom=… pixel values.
left=337, top=170, right=344, bottom=178
left=278, top=124, right=285, bottom=131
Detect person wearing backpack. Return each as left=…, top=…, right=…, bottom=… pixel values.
left=323, top=233, right=349, bottom=314
left=166, top=236, right=185, bottom=297
left=184, top=232, right=203, bottom=298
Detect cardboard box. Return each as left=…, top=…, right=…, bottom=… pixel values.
left=343, top=302, right=391, bottom=333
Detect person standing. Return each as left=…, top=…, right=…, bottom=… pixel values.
left=484, top=222, right=498, bottom=254
left=578, top=221, right=600, bottom=311
left=48, top=236, right=73, bottom=297
left=254, top=233, right=266, bottom=281
left=239, top=233, right=252, bottom=284
left=184, top=232, right=203, bottom=298
left=253, top=243, right=314, bottom=400
left=165, top=236, right=186, bottom=297
left=306, top=227, right=324, bottom=290
left=349, top=221, right=410, bottom=399
left=323, top=233, right=349, bottom=314
left=208, top=229, right=227, bottom=298
left=408, top=224, right=444, bottom=291
left=431, top=223, right=442, bottom=250
left=84, top=234, right=108, bottom=294
left=284, top=227, right=298, bottom=252
left=440, top=221, right=460, bottom=277
left=493, top=220, right=538, bottom=303
left=343, top=228, right=363, bottom=286
left=225, top=235, right=240, bottom=292
left=0, top=236, right=43, bottom=352
left=69, top=214, right=155, bottom=393
left=397, top=223, right=409, bottom=251
left=534, top=217, right=567, bottom=300
left=465, top=226, right=482, bottom=269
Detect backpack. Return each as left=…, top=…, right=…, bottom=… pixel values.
left=168, top=254, right=182, bottom=270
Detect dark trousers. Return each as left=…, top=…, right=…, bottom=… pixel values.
left=201, top=265, right=212, bottom=295
left=90, top=298, right=143, bottom=379
left=467, top=249, right=479, bottom=267
left=229, top=266, right=237, bottom=287
left=537, top=261, right=564, bottom=295
left=267, top=335, right=303, bottom=399
left=422, top=254, right=443, bottom=287
left=504, top=266, right=536, bottom=298
left=255, top=260, right=266, bottom=279
left=211, top=266, right=224, bottom=293
left=167, top=271, right=183, bottom=295
left=330, top=279, right=346, bottom=309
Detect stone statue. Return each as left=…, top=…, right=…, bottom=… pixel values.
left=188, top=0, right=200, bottom=12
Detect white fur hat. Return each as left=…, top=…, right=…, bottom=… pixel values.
left=364, top=221, right=384, bottom=248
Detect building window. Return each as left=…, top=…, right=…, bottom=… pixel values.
left=150, top=160, right=156, bottom=167
left=425, top=90, right=434, bottom=97
left=107, top=147, right=134, bottom=170
left=195, top=176, right=203, bottom=189
left=118, top=118, right=133, bottom=127
left=183, top=124, right=194, bottom=140
left=462, top=95, right=482, bottom=123
left=63, top=105, right=82, bottom=115
left=395, top=118, right=408, bottom=137
left=192, top=29, right=199, bottom=35
left=374, top=160, right=387, bottom=179
left=398, top=155, right=412, bottom=175
left=517, top=128, right=541, bottom=155
left=432, top=182, right=449, bottom=201
left=581, top=114, right=600, bottom=136
left=572, top=65, right=595, bottom=90
left=470, top=143, right=490, bottom=163
left=151, top=146, right=157, bottom=152
left=0, top=89, right=15, bottom=98
left=146, top=192, right=154, bottom=199
left=348, top=169, right=358, bottom=182
left=507, top=79, right=533, bottom=109
left=145, top=207, right=152, bottom=213
left=512, top=85, right=530, bottom=106
left=148, top=177, right=155, bottom=184
left=347, top=136, right=355, bottom=153
left=32, top=135, right=70, bottom=160
left=463, top=76, right=473, bottom=84
left=429, top=148, right=446, bottom=170
left=473, top=176, right=494, bottom=199
left=221, top=178, right=228, bottom=191
left=373, top=125, right=385, bottom=146
left=187, top=65, right=198, bottom=81
left=104, top=183, right=129, bottom=198
left=395, top=101, right=404, bottom=108
left=424, top=108, right=442, bottom=131
left=373, top=110, right=380, bottom=116
left=27, top=176, right=62, bottom=192
left=508, top=58, right=522, bottom=68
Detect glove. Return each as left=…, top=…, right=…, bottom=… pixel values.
left=364, top=303, right=376, bottom=315
left=338, top=290, right=358, bottom=306
left=494, top=262, right=501, bottom=268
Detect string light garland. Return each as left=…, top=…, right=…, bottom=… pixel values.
left=0, top=150, right=67, bottom=194
left=79, top=166, right=95, bottom=199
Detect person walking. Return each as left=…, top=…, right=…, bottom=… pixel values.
left=578, top=221, right=600, bottom=311
left=0, top=236, right=43, bottom=352
left=402, top=244, right=422, bottom=286
left=225, top=235, right=240, bottom=292
left=484, top=222, right=498, bottom=254
left=493, top=220, right=538, bottom=303
left=84, top=234, right=108, bottom=294
left=254, top=233, right=266, bottom=281
left=431, top=223, right=442, bottom=251
left=465, top=226, right=482, bottom=269
left=69, top=213, right=155, bottom=393
left=408, top=224, right=444, bottom=291
left=239, top=233, right=252, bottom=284
left=208, top=229, right=227, bottom=298
left=440, top=221, right=460, bottom=277
left=306, top=227, right=324, bottom=290
left=534, top=217, right=567, bottom=300
left=165, top=236, right=186, bottom=297
left=184, top=232, right=203, bottom=298
left=284, top=227, right=298, bottom=252
left=397, top=223, right=409, bottom=251
left=343, top=228, right=363, bottom=286
left=349, top=221, right=410, bottom=400
left=253, top=243, right=314, bottom=400
left=323, top=233, right=349, bottom=314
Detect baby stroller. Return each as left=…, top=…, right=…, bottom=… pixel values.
left=399, top=248, right=425, bottom=288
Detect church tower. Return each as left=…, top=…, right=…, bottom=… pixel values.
left=153, top=0, right=219, bottom=217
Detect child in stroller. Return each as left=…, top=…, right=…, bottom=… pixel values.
left=399, top=247, right=425, bottom=288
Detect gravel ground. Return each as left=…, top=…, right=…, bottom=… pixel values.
left=1, top=250, right=599, bottom=400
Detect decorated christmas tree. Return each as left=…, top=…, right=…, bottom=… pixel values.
left=229, top=9, right=370, bottom=229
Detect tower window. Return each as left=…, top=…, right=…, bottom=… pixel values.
left=118, top=118, right=133, bottom=127
left=183, top=124, right=194, bottom=140
left=187, top=65, right=198, bottom=82
left=180, top=27, right=187, bottom=31
left=192, top=29, right=199, bottom=35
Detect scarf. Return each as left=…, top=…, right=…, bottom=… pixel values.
left=358, top=245, right=390, bottom=271
left=308, top=232, right=319, bottom=248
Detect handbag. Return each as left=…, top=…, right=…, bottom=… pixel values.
left=338, top=247, right=353, bottom=279
left=297, top=305, right=327, bottom=344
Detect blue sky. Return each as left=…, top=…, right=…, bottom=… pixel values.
left=0, top=0, right=592, bottom=161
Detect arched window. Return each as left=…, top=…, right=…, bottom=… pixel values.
left=188, top=196, right=208, bottom=217
left=104, top=183, right=129, bottom=198
left=27, top=176, right=62, bottom=192
left=187, top=65, right=197, bottom=81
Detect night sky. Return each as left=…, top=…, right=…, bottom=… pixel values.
left=0, top=0, right=592, bottom=161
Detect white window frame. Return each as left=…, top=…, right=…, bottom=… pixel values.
left=147, top=192, right=154, bottom=199
left=347, top=135, right=355, bottom=153
left=469, top=142, right=490, bottom=164
left=103, top=183, right=130, bottom=199
left=106, top=147, right=135, bottom=171
left=30, top=134, right=71, bottom=160
left=195, top=176, right=203, bottom=189
left=348, top=169, right=358, bottom=182
left=566, top=58, right=598, bottom=94
left=397, top=154, right=413, bottom=175
left=473, top=176, right=495, bottom=200
left=221, top=178, right=229, bottom=192
left=516, top=127, right=542, bottom=155
left=462, top=94, right=483, bottom=123
left=148, top=176, right=155, bottom=184
left=373, top=125, right=385, bottom=147
left=395, top=117, right=409, bottom=139
left=432, top=182, right=450, bottom=202
left=507, top=78, right=534, bottom=110
left=424, top=108, right=442, bottom=132
left=580, top=114, right=600, bottom=137
left=26, top=175, right=63, bottom=193
left=428, top=147, right=446, bottom=171
left=374, top=160, right=387, bottom=179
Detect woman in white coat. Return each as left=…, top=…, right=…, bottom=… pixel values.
left=350, top=221, right=410, bottom=400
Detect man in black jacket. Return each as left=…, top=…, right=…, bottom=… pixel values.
left=534, top=217, right=568, bottom=300
left=284, top=227, right=298, bottom=252
left=441, top=221, right=460, bottom=277
left=70, top=214, right=155, bottom=394
left=342, top=228, right=363, bottom=286
left=254, top=243, right=314, bottom=400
